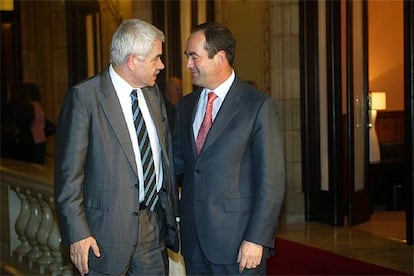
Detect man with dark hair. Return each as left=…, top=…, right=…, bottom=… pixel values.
left=174, top=22, right=286, bottom=275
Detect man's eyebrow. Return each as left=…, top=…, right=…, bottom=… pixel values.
left=151, top=54, right=162, bottom=61
left=184, top=51, right=198, bottom=57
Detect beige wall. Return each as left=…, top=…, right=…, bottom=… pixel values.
left=368, top=0, right=404, bottom=111
left=221, top=0, right=266, bottom=90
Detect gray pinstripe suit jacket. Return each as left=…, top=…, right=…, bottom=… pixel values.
left=54, top=68, right=179, bottom=274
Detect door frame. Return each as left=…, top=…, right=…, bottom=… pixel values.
left=404, top=0, right=413, bottom=245
left=300, top=0, right=345, bottom=226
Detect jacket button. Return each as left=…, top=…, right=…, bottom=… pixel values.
left=132, top=211, right=139, bottom=216
left=195, top=169, right=199, bottom=174
left=134, top=184, right=138, bottom=188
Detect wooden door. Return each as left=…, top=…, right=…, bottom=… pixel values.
left=301, top=0, right=371, bottom=226
left=345, top=0, right=371, bottom=225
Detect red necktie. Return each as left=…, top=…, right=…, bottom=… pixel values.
left=196, top=92, right=218, bottom=155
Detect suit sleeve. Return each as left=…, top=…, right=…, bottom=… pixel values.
left=244, top=97, right=286, bottom=248
left=54, top=87, right=91, bottom=245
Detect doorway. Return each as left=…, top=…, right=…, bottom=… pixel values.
left=300, top=0, right=413, bottom=244
left=363, top=0, right=406, bottom=242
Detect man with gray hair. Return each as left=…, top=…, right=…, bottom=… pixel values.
left=55, top=18, right=179, bottom=275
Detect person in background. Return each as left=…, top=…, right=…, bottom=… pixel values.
left=25, top=83, right=47, bottom=164
left=1, top=83, right=53, bottom=164
left=165, top=77, right=183, bottom=107
left=1, top=83, right=34, bottom=161
left=163, top=76, right=183, bottom=131
left=54, top=18, right=179, bottom=276
left=163, top=77, right=184, bottom=188
left=174, top=22, right=286, bottom=275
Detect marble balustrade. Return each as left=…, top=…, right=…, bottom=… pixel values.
left=1, top=159, right=74, bottom=275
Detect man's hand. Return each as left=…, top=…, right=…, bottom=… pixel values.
left=70, top=236, right=101, bottom=276
left=237, top=240, right=263, bottom=272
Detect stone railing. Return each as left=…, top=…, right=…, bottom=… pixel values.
left=0, top=158, right=74, bottom=275
left=0, top=158, right=185, bottom=275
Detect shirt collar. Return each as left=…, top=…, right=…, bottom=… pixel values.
left=204, top=70, right=235, bottom=99
left=109, top=64, right=135, bottom=96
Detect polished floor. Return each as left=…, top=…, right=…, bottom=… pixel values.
left=277, top=210, right=413, bottom=274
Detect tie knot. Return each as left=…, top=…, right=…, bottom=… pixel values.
left=131, top=89, right=138, bottom=100
left=207, top=91, right=218, bottom=103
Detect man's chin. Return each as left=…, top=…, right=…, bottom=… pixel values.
left=147, top=81, right=156, bottom=87
left=191, top=77, right=201, bottom=87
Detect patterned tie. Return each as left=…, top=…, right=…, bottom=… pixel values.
left=130, top=89, right=158, bottom=211
left=196, top=92, right=218, bottom=155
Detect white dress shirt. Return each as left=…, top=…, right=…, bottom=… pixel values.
left=109, top=65, right=163, bottom=202
left=193, top=70, right=235, bottom=139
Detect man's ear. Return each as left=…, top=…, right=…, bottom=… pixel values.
left=215, top=50, right=227, bottom=64
left=127, top=54, right=138, bottom=70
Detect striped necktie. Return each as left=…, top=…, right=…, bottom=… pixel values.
left=130, top=89, right=158, bottom=211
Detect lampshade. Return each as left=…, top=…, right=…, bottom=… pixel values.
left=370, top=92, right=386, bottom=110
left=0, top=0, right=13, bottom=11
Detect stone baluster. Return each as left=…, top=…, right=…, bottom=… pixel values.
left=12, top=186, right=31, bottom=262
left=25, top=190, right=42, bottom=268
left=47, top=197, right=65, bottom=276
left=36, top=194, right=55, bottom=274
left=61, top=264, right=76, bottom=276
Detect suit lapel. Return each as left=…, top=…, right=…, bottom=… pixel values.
left=188, top=89, right=203, bottom=157
left=99, top=70, right=137, bottom=173
left=200, top=78, right=244, bottom=154
left=142, top=86, right=172, bottom=171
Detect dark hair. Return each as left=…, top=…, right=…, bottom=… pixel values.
left=191, top=22, right=236, bottom=65
left=23, top=83, right=41, bottom=101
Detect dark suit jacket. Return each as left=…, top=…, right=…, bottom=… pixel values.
left=174, top=76, right=285, bottom=265
left=54, top=68, right=179, bottom=275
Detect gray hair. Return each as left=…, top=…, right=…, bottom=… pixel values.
left=110, top=19, right=165, bottom=66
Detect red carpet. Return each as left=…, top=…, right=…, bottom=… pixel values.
left=267, top=238, right=409, bottom=275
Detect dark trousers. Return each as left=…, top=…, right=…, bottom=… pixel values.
left=184, top=239, right=266, bottom=275
left=88, top=203, right=168, bottom=276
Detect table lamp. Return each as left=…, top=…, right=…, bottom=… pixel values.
left=369, top=91, right=386, bottom=162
